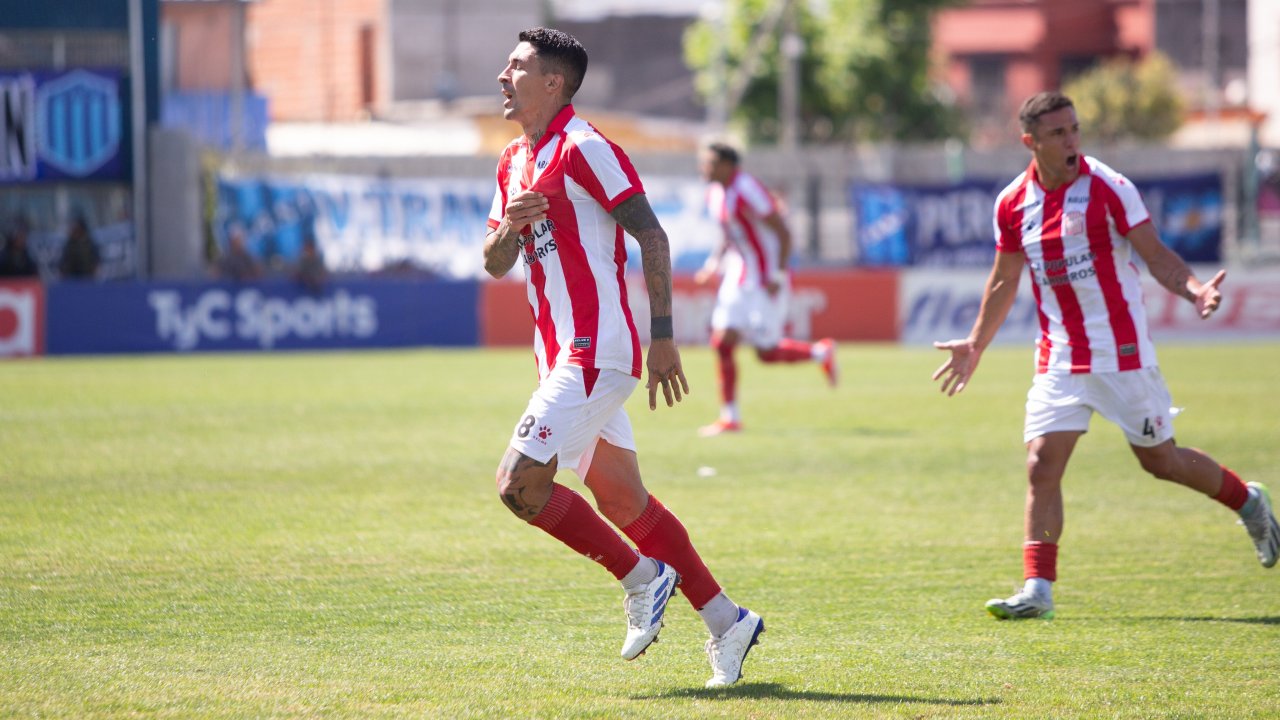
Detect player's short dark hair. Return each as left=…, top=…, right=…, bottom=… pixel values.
left=1019, top=91, right=1075, bottom=135
left=706, top=142, right=740, bottom=166
left=518, top=27, right=588, bottom=100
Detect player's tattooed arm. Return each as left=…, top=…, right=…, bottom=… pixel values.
left=611, top=192, right=689, bottom=409
left=483, top=226, right=522, bottom=279
left=611, top=193, right=672, bottom=317
left=485, top=190, right=549, bottom=278
left=497, top=449, right=557, bottom=520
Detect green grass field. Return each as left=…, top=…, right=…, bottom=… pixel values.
left=2, top=343, right=1278, bottom=719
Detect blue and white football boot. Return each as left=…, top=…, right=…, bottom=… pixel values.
left=620, top=560, right=678, bottom=660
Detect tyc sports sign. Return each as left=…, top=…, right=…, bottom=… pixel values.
left=1, top=69, right=126, bottom=183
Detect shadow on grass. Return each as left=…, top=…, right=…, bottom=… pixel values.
left=632, top=682, right=1001, bottom=706
left=1125, top=615, right=1280, bottom=625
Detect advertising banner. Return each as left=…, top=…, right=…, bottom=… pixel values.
left=1, top=69, right=127, bottom=183
left=899, top=266, right=1280, bottom=347
left=45, top=278, right=477, bottom=354
left=0, top=280, right=45, bottom=357
left=214, top=174, right=720, bottom=280
left=481, top=269, right=900, bottom=348
left=852, top=173, right=1223, bottom=267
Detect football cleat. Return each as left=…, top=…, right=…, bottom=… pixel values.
left=985, top=590, right=1055, bottom=620
left=1240, top=482, right=1279, bottom=568
left=621, top=561, right=678, bottom=660
left=815, top=338, right=838, bottom=388
left=698, top=419, right=742, bottom=437
left=704, top=607, right=765, bottom=687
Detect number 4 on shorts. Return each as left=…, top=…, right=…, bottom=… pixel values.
left=1142, top=417, right=1156, bottom=439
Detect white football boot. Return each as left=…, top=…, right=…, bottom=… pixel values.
left=620, top=560, right=678, bottom=660
left=1241, top=482, right=1279, bottom=568
left=704, top=607, right=765, bottom=687
left=985, top=589, right=1055, bottom=620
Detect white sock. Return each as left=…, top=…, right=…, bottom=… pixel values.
left=698, top=592, right=739, bottom=637
left=1024, top=577, right=1053, bottom=601
left=1239, top=486, right=1260, bottom=517
left=721, top=403, right=740, bottom=423
left=620, top=556, right=658, bottom=592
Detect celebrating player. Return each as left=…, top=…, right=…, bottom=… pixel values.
left=694, top=143, right=838, bottom=437
left=932, top=91, right=1279, bottom=620
left=484, top=28, right=764, bottom=686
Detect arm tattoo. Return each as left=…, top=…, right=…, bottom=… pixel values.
left=611, top=194, right=673, bottom=317
left=483, top=225, right=523, bottom=279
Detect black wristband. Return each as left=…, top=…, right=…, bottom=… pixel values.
left=650, top=315, right=673, bottom=340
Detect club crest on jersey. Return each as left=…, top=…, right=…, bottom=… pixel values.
left=1063, top=211, right=1086, bottom=236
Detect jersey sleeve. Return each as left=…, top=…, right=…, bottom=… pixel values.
left=1101, top=170, right=1151, bottom=235
left=994, top=195, right=1022, bottom=253
left=566, top=134, right=643, bottom=212
left=487, top=151, right=511, bottom=231
left=737, top=174, right=778, bottom=217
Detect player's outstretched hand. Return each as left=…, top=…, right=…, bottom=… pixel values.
left=932, top=338, right=981, bottom=397
left=1195, top=269, right=1226, bottom=319
left=646, top=339, right=689, bottom=410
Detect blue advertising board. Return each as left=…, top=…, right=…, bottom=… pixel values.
left=852, top=173, right=1224, bottom=267
left=46, top=278, right=478, bottom=354
left=1, top=69, right=128, bottom=183
left=214, top=173, right=721, bottom=280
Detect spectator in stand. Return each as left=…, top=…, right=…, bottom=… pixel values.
left=293, top=235, right=328, bottom=294
left=215, top=228, right=262, bottom=283
left=58, top=217, right=100, bottom=280
left=0, top=217, right=39, bottom=278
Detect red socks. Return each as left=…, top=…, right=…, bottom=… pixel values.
left=530, top=483, right=639, bottom=580
left=713, top=337, right=737, bottom=406
left=622, top=495, right=722, bottom=609
left=1213, top=466, right=1249, bottom=511
left=757, top=338, right=813, bottom=363
left=1023, top=541, right=1058, bottom=582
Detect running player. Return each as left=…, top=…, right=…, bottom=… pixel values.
left=694, top=142, right=838, bottom=437
left=484, top=28, right=764, bottom=685
left=932, top=91, right=1279, bottom=620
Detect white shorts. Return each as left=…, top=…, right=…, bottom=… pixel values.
left=1023, top=367, right=1176, bottom=447
left=509, top=364, right=638, bottom=478
left=711, top=276, right=789, bottom=349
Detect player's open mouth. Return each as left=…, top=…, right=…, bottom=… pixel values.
left=500, top=87, right=514, bottom=107
left=1066, top=154, right=1078, bottom=167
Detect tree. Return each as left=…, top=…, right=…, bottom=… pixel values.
left=684, top=0, right=964, bottom=144
left=1063, top=52, right=1184, bottom=144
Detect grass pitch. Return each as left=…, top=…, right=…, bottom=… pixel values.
left=1, top=343, right=1278, bottom=719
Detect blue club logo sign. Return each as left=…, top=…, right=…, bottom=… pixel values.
left=35, top=70, right=122, bottom=178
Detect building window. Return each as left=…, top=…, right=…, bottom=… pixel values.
left=969, top=55, right=1006, bottom=118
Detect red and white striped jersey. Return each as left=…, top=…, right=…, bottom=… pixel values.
left=706, top=170, right=783, bottom=288
left=488, top=105, right=644, bottom=382
left=994, top=156, right=1157, bottom=374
